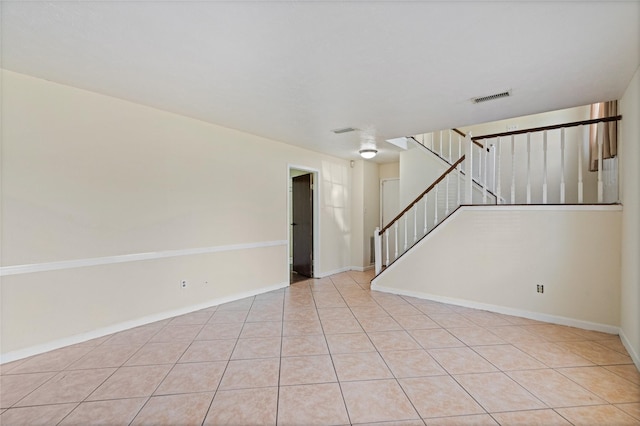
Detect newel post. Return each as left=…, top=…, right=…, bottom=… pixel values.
left=374, top=227, right=382, bottom=275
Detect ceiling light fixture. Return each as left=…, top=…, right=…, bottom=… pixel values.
left=359, top=149, right=378, bottom=159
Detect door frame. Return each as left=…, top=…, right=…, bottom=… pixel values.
left=288, top=165, right=320, bottom=282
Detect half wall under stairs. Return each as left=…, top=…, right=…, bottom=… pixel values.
left=372, top=204, right=622, bottom=333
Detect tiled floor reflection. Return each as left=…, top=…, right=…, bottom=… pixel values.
left=2, top=270, right=639, bottom=425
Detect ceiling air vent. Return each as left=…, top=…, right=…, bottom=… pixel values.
left=472, top=90, right=511, bottom=104
left=331, top=127, right=359, bottom=134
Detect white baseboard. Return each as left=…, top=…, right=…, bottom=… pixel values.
left=1, top=281, right=289, bottom=364
left=316, top=266, right=374, bottom=276
left=315, top=266, right=351, bottom=278
left=372, top=284, right=620, bottom=335
left=619, top=328, right=640, bottom=371
left=349, top=265, right=374, bottom=272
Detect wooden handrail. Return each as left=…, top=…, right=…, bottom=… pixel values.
left=472, top=115, right=622, bottom=141
left=409, top=131, right=487, bottom=155
left=452, top=128, right=488, bottom=151
left=472, top=138, right=486, bottom=151
left=379, top=155, right=466, bottom=235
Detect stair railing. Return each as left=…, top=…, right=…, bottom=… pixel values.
left=414, top=128, right=487, bottom=159
left=415, top=115, right=622, bottom=205
left=374, top=154, right=472, bottom=274
left=375, top=115, right=622, bottom=274
left=471, top=115, right=622, bottom=204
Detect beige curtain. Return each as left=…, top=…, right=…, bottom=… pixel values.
left=589, top=101, right=617, bottom=172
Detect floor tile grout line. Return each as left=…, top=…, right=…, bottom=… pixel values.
left=198, top=304, right=246, bottom=426
left=317, top=277, right=353, bottom=426
left=401, top=306, right=493, bottom=421
left=553, top=365, right=636, bottom=404
left=274, top=287, right=287, bottom=426
left=84, top=322, right=170, bottom=375
left=592, top=338, right=634, bottom=356
left=126, top=398, right=150, bottom=426
left=46, top=365, right=147, bottom=426
left=451, top=369, right=549, bottom=416
left=5, top=369, right=61, bottom=410
left=10, top=349, right=128, bottom=412
left=602, top=364, right=640, bottom=385
left=6, top=400, right=83, bottom=412
left=125, top=337, right=194, bottom=425
left=510, top=340, right=594, bottom=370
left=40, top=401, right=81, bottom=426
left=335, top=274, right=424, bottom=424
left=376, top=289, right=549, bottom=423
left=445, top=316, right=567, bottom=415
left=552, top=407, right=579, bottom=425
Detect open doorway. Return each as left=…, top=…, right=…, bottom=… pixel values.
left=289, top=168, right=317, bottom=283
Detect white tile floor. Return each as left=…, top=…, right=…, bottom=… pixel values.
left=1, top=270, right=639, bottom=425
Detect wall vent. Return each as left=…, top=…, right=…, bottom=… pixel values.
left=472, top=90, right=511, bottom=104
left=332, top=127, right=359, bottom=134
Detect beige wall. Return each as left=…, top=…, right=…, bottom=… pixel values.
left=399, top=145, right=451, bottom=207
left=459, top=105, right=590, bottom=137
left=619, top=65, right=640, bottom=367
left=0, top=70, right=352, bottom=358
left=373, top=206, right=622, bottom=331
left=350, top=159, right=379, bottom=269
left=350, top=161, right=365, bottom=268
left=378, top=162, right=399, bottom=180
left=363, top=161, right=380, bottom=267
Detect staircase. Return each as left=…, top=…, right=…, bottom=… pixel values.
left=374, top=114, right=621, bottom=275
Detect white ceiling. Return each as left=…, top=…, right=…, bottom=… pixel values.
left=2, top=1, right=639, bottom=162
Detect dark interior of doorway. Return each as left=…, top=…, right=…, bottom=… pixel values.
left=291, top=171, right=314, bottom=281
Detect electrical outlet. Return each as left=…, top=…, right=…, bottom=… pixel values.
left=180, top=280, right=188, bottom=289
left=536, top=284, right=544, bottom=293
